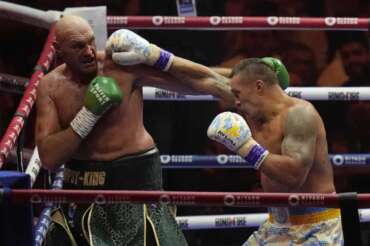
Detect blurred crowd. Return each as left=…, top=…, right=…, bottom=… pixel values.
left=0, top=0, right=369, bottom=245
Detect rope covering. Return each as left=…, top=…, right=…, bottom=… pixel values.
left=0, top=72, right=28, bottom=94
left=0, top=2, right=368, bottom=31
left=0, top=25, right=56, bottom=169
left=107, top=16, right=369, bottom=31
left=3, top=189, right=370, bottom=208
left=1, top=77, right=369, bottom=101
left=6, top=150, right=370, bottom=169
left=176, top=209, right=370, bottom=230
left=159, top=154, right=370, bottom=168
left=34, top=166, right=64, bottom=246
left=0, top=1, right=60, bottom=29
left=143, top=87, right=370, bottom=101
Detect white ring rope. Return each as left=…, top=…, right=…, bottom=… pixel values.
left=144, top=86, right=370, bottom=101
left=1, top=73, right=369, bottom=101
left=0, top=1, right=60, bottom=29
left=176, top=209, right=370, bottom=230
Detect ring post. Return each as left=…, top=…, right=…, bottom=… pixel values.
left=339, top=192, right=362, bottom=246
left=0, top=171, right=33, bottom=246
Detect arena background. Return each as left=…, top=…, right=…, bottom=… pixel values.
left=0, top=0, right=369, bottom=245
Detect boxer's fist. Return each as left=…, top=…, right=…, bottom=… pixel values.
left=106, top=29, right=174, bottom=71
left=207, top=111, right=251, bottom=152
left=207, top=112, right=269, bottom=169
left=84, top=76, right=123, bottom=115
left=261, top=57, right=290, bottom=90
left=70, top=76, right=123, bottom=139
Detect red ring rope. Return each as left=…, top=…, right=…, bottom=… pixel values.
left=0, top=24, right=56, bottom=169
left=5, top=189, right=370, bottom=208
left=107, top=16, right=369, bottom=31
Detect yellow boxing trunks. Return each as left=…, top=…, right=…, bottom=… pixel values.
left=243, top=207, right=343, bottom=245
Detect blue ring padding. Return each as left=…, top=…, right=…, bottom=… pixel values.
left=0, top=171, right=30, bottom=188
left=0, top=171, right=33, bottom=246
left=158, top=154, right=370, bottom=168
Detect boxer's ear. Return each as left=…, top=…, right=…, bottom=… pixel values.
left=255, top=79, right=264, bottom=94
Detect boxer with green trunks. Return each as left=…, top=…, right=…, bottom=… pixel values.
left=206, top=58, right=343, bottom=245
left=36, top=15, right=234, bottom=245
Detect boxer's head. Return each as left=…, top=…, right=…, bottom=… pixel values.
left=55, top=15, right=97, bottom=79
left=230, top=58, right=280, bottom=120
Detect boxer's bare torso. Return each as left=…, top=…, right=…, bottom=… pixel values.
left=36, top=16, right=233, bottom=170
left=250, top=97, right=335, bottom=193
left=38, top=53, right=155, bottom=161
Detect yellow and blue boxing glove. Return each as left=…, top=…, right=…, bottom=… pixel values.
left=207, top=112, right=269, bottom=169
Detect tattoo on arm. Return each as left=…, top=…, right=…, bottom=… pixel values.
left=281, top=105, right=317, bottom=167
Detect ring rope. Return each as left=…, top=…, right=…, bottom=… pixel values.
left=144, top=86, right=370, bottom=101
left=159, top=154, right=370, bottom=168
left=0, top=2, right=368, bottom=31
left=33, top=166, right=64, bottom=246
left=0, top=26, right=56, bottom=169
left=31, top=208, right=370, bottom=241
left=3, top=189, right=370, bottom=208
left=7, top=150, right=370, bottom=170
left=0, top=1, right=60, bottom=29
left=1, top=75, right=369, bottom=102
left=176, top=209, right=370, bottom=230
left=107, top=16, right=369, bottom=31
left=0, top=72, right=28, bottom=95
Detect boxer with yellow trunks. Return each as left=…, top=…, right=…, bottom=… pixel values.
left=245, top=207, right=342, bottom=245
left=207, top=58, right=344, bottom=245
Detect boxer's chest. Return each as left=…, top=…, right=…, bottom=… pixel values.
left=251, top=117, right=284, bottom=154
left=53, top=80, right=86, bottom=129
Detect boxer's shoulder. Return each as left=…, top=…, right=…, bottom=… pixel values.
left=284, top=103, right=317, bottom=135
left=39, top=67, right=64, bottom=93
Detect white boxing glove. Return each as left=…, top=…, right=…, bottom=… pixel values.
left=207, top=112, right=269, bottom=169
left=106, top=29, right=174, bottom=71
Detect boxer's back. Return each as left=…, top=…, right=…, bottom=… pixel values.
left=47, top=54, right=154, bottom=161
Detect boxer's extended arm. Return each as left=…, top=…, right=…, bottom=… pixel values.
left=210, top=67, right=232, bottom=78
left=259, top=105, right=317, bottom=190
left=36, top=76, right=82, bottom=171
left=106, top=29, right=234, bottom=103
left=139, top=58, right=233, bottom=102
left=168, top=56, right=234, bottom=103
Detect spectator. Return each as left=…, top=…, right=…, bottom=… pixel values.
left=322, top=33, right=369, bottom=152
left=341, top=34, right=370, bottom=152
left=222, top=0, right=280, bottom=64
left=318, top=32, right=369, bottom=86
left=316, top=52, right=348, bottom=86
left=271, top=0, right=310, bottom=16
left=280, top=42, right=318, bottom=86
left=339, top=34, right=369, bottom=86
left=325, top=0, right=368, bottom=17
left=322, top=0, right=368, bottom=85
left=222, top=31, right=280, bottom=68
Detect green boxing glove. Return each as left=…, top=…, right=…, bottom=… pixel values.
left=70, top=76, right=123, bottom=138
left=261, top=57, right=290, bottom=90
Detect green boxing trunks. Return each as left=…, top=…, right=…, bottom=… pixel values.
left=44, top=147, right=188, bottom=246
